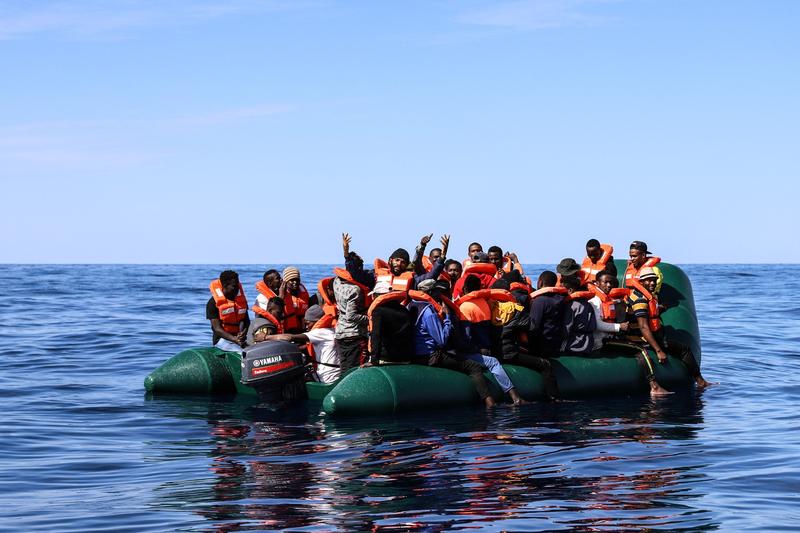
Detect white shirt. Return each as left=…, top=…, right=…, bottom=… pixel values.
left=304, top=327, right=341, bottom=384
left=588, top=296, right=622, bottom=351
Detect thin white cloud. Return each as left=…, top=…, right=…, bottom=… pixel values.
left=0, top=0, right=324, bottom=40
left=457, top=0, right=622, bottom=30
left=0, top=103, right=291, bottom=172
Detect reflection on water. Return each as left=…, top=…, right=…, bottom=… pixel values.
left=149, top=394, right=714, bottom=531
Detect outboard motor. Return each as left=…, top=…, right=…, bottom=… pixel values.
left=241, top=341, right=307, bottom=404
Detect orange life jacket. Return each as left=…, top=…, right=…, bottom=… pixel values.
left=409, top=290, right=465, bottom=321
left=374, top=258, right=414, bottom=292
left=566, top=290, right=595, bottom=301
left=587, top=284, right=630, bottom=322
left=422, top=256, right=434, bottom=272
left=530, top=286, right=568, bottom=299
left=254, top=280, right=278, bottom=300
left=334, top=267, right=373, bottom=307
left=463, top=262, right=498, bottom=279
left=624, top=257, right=662, bottom=285
left=317, top=277, right=337, bottom=317
left=251, top=307, right=284, bottom=334
left=305, top=313, right=336, bottom=366
left=580, top=244, right=614, bottom=283
left=626, top=279, right=661, bottom=332
left=209, top=279, right=249, bottom=334
left=510, top=281, right=532, bottom=293
left=366, top=291, right=409, bottom=353
left=283, top=283, right=310, bottom=332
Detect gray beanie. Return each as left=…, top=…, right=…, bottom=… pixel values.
left=304, top=304, right=324, bottom=322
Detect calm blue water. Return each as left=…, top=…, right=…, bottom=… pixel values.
left=1, top=264, right=798, bottom=532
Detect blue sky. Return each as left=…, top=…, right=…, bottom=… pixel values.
left=1, top=0, right=798, bottom=264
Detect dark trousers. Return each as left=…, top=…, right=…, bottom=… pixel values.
left=338, top=336, right=366, bottom=374
left=658, top=334, right=702, bottom=378
left=508, top=353, right=560, bottom=399
left=430, top=353, right=491, bottom=400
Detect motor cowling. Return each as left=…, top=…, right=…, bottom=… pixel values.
left=241, top=341, right=307, bottom=403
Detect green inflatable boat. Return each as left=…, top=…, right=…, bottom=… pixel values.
left=145, top=261, right=702, bottom=416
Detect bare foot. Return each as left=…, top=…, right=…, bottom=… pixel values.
left=508, top=389, right=529, bottom=405
left=650, top=382, right=673, bottom=396
left=695, top=376, right=717, bottom=388
left=484, top=397, right=496, bottom=408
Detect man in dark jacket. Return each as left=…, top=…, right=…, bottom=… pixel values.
left=493, top=279, right=560, bottom=400
left=529, top=271, right=567, bottom=357
left=559, top=276, right=596, bottom=354
left=367, top=282, right=415, bottom=365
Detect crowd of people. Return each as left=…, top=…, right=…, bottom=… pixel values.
left=206, top=236, right=711, bottom=405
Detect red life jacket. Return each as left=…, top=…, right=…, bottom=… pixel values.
left=366, top=291, right=409, bottom=353
left=587, top=284, right=630, bottom=322
left=624, top=257, right=661, bottom=286
left=463, top=262, right=498, bottom=278
left=530, top=286, right=568, bottom=299
left=251, top=280, right=278, bottom=317
left=374, top=258, right=414, bottom=292
left=251, top=307, right=284, bottom=334
left=627, top=279, right=662, bottom=332
left=422, top=256, right=434, bottom=272
left=317, top=277, right=337, bottom=317
left=209, top=279, right=248, bottom=334
left=334, top=267, right=373, bottom=308
left=283, top=283, right=310, bottom=332
left=581, top=244, right=614, bottom=283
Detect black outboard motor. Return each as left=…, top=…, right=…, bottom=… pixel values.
left=241, top=341, right=307, bottom=404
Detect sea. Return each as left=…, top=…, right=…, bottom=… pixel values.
left=0, top=264, right=798, bottom=532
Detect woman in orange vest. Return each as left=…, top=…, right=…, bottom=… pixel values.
left=206, top=270, right=250, bottom=352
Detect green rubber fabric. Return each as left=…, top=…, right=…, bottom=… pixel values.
left=144, top=262, right=702, bottom=415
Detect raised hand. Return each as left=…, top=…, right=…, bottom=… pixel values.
left=440, top=234, right=450, bottom=257
left=420, top=233, right=433, bottom=246
left=342, top=232, right=352, bottom=256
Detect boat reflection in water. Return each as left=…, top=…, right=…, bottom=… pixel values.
left=147, top=391, right=715, bottom=531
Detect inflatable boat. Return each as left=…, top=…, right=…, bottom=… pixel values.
left=144, top=261, right=702, bottom=416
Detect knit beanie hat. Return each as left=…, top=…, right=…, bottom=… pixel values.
left=282, top=266, right=300, bottom=281
left=389, top=248, right=410, bottom=262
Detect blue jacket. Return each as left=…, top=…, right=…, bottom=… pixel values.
left=410, top=301, right=452, bottom=356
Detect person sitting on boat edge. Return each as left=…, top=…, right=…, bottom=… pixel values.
left=491, top=278, right=560, bottom=400
left=529, top=270, right=567, bottom=358
left=581, top=238, right=617, bottom=283
left=458, top=275, right=527, bottom=405
left=207, top=270, right=250, bottom=353
left=366, top=281, right=415, bottom=365
left=279, top=266, right=309, bottom=334
left=409, top=279, right=497, bottom=408
left=626, top=267, right=711, bottom=388
left=247, top=296, right=285, bottom=345
left=262, top=304, right=341, bottom=384
left=625, top=240, right=663, bottom=291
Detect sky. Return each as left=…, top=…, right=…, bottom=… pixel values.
left=1, top=0, right=798, bottom=264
